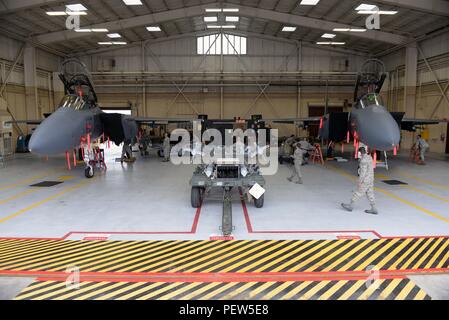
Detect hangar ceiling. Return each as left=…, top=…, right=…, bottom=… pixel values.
left=0, top=0, right=448, bottom=56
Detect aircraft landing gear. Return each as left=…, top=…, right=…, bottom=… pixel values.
left=85, top=166, right=94, bottom=178
left=83, top=145, right=106, bottom=179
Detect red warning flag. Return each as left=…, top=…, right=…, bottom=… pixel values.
left=66, top=151, right=71, bottom=171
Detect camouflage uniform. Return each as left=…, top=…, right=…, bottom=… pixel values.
left=288, top=147, right=305, bottom=184
left=416, top=137, right=429, bottom=161
left=163, top=136, right=171, bottom=162
left=351, top=153, right=376, bottom=207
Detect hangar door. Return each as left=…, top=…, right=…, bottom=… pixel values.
left=308, top=104, right=343, bottom=138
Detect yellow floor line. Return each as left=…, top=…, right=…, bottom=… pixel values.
left=0, top=189, right=41, bottom=206
left=402, top=185, right=449, bottom=203
left=394, top=170, right=449, bottom=191
left=327, top=165, right=449, bottom=225
left=0, top=168, right=64, bottom=192
left=0, top=179, right=93, bottom=224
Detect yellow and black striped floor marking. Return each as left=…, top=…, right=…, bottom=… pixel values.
left=0, top=238, right=448, bottom=274
left=13, top=277, right=431, bottom=300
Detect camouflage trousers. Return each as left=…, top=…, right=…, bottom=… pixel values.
left=351, top=183, right=375, bottom=206
left=289, top=161, right=303, bottom=180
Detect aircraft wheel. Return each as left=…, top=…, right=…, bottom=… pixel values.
left=85, top=166, right=94, bottom=179
left=254, top=194, right=264, bottom=208
left=191, top=187, right=202, bottom=208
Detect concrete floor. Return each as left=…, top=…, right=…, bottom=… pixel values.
left=0, top=147, right=448, bottom=240
left=1, top=147, right=449, bottom=300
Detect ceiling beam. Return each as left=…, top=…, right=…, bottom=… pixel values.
left=0, top=0, right=61, bottom=14
left=32, top=3, right=410, bottom=45
left=374, top=0, right=449, bottom=16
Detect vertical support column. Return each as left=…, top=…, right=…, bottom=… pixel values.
left=142, top=42, right=146, bottom=117
left=404, top=43, right=418, bottom=117
left=52, top=72, right=65, bottom=112
left=220, top=30, right=224, bottom=119
left=24, top=45, right=38, bottom=131
left=404, top=43, right=418, bottom=148
left=296, top=41, right=302, bottom=137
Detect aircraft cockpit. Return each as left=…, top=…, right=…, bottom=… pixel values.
left=59, top=94, right=90, bottom=111
left=356, top=93, right=385, bottom=109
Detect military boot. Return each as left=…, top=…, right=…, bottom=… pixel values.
left=365, top=206, right=378, bottom=215
left=341, top=203, right=353, bottom=212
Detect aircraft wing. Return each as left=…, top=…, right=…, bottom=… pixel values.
left=399, top=115, right=448, bottom=132
left=133, top=117, right=195, bottom=124
left=5, top=119, right=42, bottom=125
left=267, top=117, right=322, bottom=124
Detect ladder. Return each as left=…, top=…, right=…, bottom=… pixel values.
left=310, top=144, right=324, bottom=165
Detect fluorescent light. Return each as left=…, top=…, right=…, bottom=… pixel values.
left=91, top=28, right=108, bottom=32
left=66, top=4, right=87, bottom=11
left=46, top=11, right=67, bottom=16
left=282, top=26, right=296, bottom=32
left=316, top=41, right=345, bottom=45
left=146, top=26, right=161, bottom=31
left=122, top=0, right=142, bottom=5
left=300, top=0, right=320, bottom=5
left=204, top=16, right=218, bottom=22
left=112, top=42, right=127, bottom=45
left=98, top=42, right=113, bottom=45
left=205, top=8, right=222, bottom=12
left=357, top=10, right=398, bottom=14
left=74, top=29, right=92, bottom=32
left=66, top=11, right=87, bottom=15
left=107, top=33, right=121, bottom=38
left=355, top=4, right=377, bottom=11
left=321, top=33, right=336, bottom=38
left=333, top=28, right=366, bottom=32
left=207, top=25, right=236, bottom=29
left=223, top=8, right=239, bottom=12
left=226, top=16, right=239, bottom=22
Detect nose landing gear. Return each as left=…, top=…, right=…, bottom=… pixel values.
left=83, top=145, right=106, bottom=178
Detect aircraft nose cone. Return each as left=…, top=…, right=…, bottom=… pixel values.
left=356, top=105, right=400, bottom=151
left=29, top=108, right=87, bottom=155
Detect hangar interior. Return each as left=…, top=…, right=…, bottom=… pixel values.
left=0, top=0, right=449, bottom=301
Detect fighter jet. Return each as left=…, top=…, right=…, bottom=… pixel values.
left=11, top=59, right=191, bottom=178
left=272, top=59, right=447, bottom=153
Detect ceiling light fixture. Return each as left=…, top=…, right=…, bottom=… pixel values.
left=205, top=8, right=222, bottom=12
left=107, top=33, right=122, bottom=38
left=321, top=33, right=336, bottom=38
left=122, top=0, right=142, bottom=5
left=66, top=11, right=87, bottom=15
left=222, top=8, right=239, bottom=12
left=66, top=4, right=87, bottom=11
left=333, top=28, right=366, bottom=32
left=112, top=42, right=127, bottom=45
left=91, top=28, right=109, bottom=32
left=316, top=41, right=345, bottom=45
left=226, top=16, right=239, bottom=22
left=355, top=4, right=377, bottom=11
left=282, top=26, right=297, bottom=32
left=74, top=29, right=92, bottom=32
left=207, top=25, right=236, bottom=29
left=146, top=26, right=161, bottom=31
left=204, top=16, right=218, bottom=22
left=300, top=0, right=320, bottom=5
left=98, top=42, right=113, bottom=45
left=357, top=10, right=398, bottom=14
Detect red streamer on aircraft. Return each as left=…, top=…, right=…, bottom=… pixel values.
left=319, top=117, right=323, bottom=129
left=87, top=133, right=91, bottom=150
left=346, top=131, right=350, bottom=143
left=373, top=150, right=377, bottom=168
left=107, top=136, right=110, bottom=149
left=65, top=151, right=71, bottom=171
left=393, top=146, right=397, bottom=156
left=341, top=143, right=344, bottom=154
left=73, top=150, right=77, bottom=167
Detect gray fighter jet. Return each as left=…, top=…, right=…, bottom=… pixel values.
left=273, top=59, right=447, bottom=152
left=12, top=59, right=190, bottom=178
